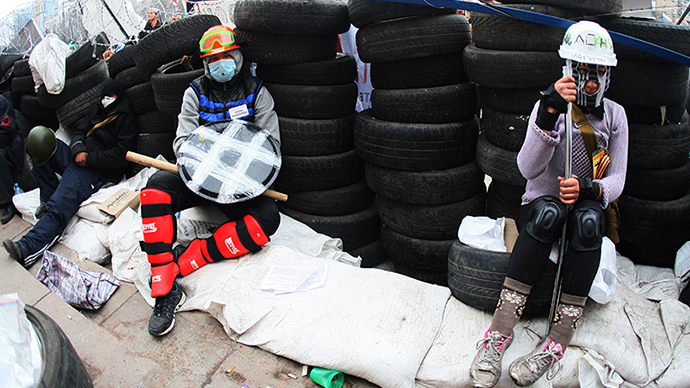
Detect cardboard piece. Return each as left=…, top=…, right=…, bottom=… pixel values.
left=97, top=188, right=140, bottom=218
left=504, top=218, right=518, bottom=253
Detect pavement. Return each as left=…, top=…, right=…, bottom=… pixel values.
left=0, top=211, right=381, bottom=388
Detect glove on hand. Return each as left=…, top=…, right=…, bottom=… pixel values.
left=535, top=90, right=568, bottom=131
left=577, top=177, right=601, bottom=201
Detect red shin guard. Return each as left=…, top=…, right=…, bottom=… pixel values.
left=177, top=215, right=269, bottom=276
left=140, top=188, right=178, bottom=297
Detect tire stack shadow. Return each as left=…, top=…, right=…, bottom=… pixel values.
left=234, top=0, right=387, bottom=266
left=351, top=0, right=480, bottom=285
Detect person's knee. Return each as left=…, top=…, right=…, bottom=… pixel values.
left=524, top=197, right=567, bottom=244
left=568, top=205, right=605, bottom=251
left=248, top=199, right=280, bottom=236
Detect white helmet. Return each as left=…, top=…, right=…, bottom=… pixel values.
left=558, top=21, right=617, bottom=67
left=559, top=21, right=616, bottom=108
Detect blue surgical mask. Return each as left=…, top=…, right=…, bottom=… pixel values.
left=209, top=58, right=236, bottom=83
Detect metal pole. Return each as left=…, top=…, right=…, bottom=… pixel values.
left=678, top=3, right=690, bottom=25
left=100, top=0, right=129, bottom=40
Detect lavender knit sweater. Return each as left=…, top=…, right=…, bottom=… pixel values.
left=518, top=98, right=628, bottom=209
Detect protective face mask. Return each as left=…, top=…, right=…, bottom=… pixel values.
left=101, top=96, right=116, bottom=108
left=209, top=58, right=236, bottom=83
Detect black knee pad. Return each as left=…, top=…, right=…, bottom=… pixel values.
left=524, top=197, right=567, bottom=244
left=568, top=206, right=605, bottom=251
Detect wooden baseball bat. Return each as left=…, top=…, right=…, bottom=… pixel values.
left=125, top=151, right=288, bottom=202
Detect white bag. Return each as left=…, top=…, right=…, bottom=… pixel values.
left=28, top=34, right=70, bottom=94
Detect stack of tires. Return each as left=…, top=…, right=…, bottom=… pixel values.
left=0, top=53, right=24, bottom=108
left=233, top=0, right=382, bottom=265
left=109, top=14, right=220, bottom=176
left=10, top=58, right=60, bottom=131
left=351, top=0, right=481, bottom=284
left=449, top=1, right=623, bottom=314
left=596, top=17, right=690, bottom=268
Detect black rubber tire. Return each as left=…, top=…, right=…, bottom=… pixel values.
left=622, top=102, right=686, bottom=126
left=447, top=240, right=556, bottom=315
left=234, top=0, right=350, bottom=35
left=264, top=82, right=358, bottom=120
left=11, top=75, right=35, bottom=96
left=377, top=192, right=486, bottom=240
left=274, top=149, right=365, bottom=191
left=365, top=161, right=485, bottom=205
left=0, top=54, right=23, bottom=76
left=627, top=113, right=690, bottom=169
left=500, top=0, right=622, bottom=15
left=107, top=45, right=136, bottom=78
left=347, top=0, right=456, bottom=29
left=25, top=305, right=93, bottom=388
left=278, top=179, right=375, bottom=217
left=598, top=17, right=690, bottom=63
left=256, top=53, right=356, bottom=86
left=114, top=66, right=149, bottom=90
left=37, top=61, right=109, bottom=109
left=481, top=106, right=530, bottom=152
left=55, top=80, right=108, bottom=129
left=235, top=29, right=338, bottom=65
left=463, top=44, right=563, bottom=89
left=66, top=32, right=109, bottom=79
left=393, top=261, right=448, bottom=286
left=486, top=180, right=524, bottom=220
left=478, top=86, right=542, bottom=115
left=617, top=191, right=690, bottom=247
left=135, top=132, right=176, bottom=162
left=370, top=52, right=468, bottom=89
left=471, top=4, right=581, bottom=51
left=278, top=115, right=354, bottom=157
left=616, top=238, right=682, bottom=269
left=475, top=133, right=526, bottom=185
left=278, top=202, right=380, bottom=251
left=136, top=110, right=176, bottom=134
left=14, top=110, right=34, bottom=139
left=349, top=238, right=389, bottom=268
left=13, top=59, right=31, bottom=77
left=20, top=95, right=59, bottom=129
left=354, top=110, right=479, bottom=171
left=371, top=82, right=478, bottom=124
left=356, top=14, right=472, bottom=64
left=125, top=81, right=157, bottom=114
left=150, top=59, right=204, bottom=117
left=624, top=161, right=690, bottom=201
left=607, top=59, right=689, bottom=107
left=134, top=14, right=220, bottom=76
left=381, top=225, right=454, bottom=273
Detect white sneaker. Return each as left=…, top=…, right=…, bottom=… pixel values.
left=509, top=337, right=563, bottom=386
left=469, top=330, right=513, bottom=388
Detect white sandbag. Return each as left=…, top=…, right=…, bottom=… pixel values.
left=12, top=189, right=41, bottom=225
left=108, top=208, right=147, bottom=283
left=60, top=217, right=110, bottom=264
left=28, top=34, right=69, bottom=94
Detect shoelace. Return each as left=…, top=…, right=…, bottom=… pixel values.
left=475, top=334, right=506, bottom=365
left=525, top=346, right=562, bottom=381
left=153, top=287, right=180, bottom=317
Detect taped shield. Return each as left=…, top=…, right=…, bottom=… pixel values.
left=176, top=120, right=281, bottom=204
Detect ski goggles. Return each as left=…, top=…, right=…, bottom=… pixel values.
left=200, top=28, right=242, bottom=57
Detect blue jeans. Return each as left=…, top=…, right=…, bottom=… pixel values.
left=20, top=141, right=102, bottom=259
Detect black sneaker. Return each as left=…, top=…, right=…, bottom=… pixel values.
left=148, top=280, right=186, bottom=337
left=3, top=239, right=26, bottom=267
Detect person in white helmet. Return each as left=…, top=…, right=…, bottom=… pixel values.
left=469, top=21, right=628, bottom=388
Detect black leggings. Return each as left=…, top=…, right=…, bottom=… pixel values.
left=507, top=196, right=602, bottom=297
left=146, top=170, right=281, bottom=236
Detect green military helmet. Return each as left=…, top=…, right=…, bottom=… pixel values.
left=27, top=126, right=57, bottom=167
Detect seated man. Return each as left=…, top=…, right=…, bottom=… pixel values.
left=0, top=95, right=26, bottom=224
left=140, top=25, right=281, bottom=337
left=3, top=79, right=137, bottom=268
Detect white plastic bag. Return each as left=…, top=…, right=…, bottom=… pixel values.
left=674, top=240, right=690, bottom=279
left=457, top=216, right=507, bottom=252
left=28, top=33, right=70, bottom=94
left=0, top=294, right=42, bottom=388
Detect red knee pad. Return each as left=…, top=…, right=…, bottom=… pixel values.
left=177, top=238, right=214, bottom=277
left=140, top=188, right=178, bottom=296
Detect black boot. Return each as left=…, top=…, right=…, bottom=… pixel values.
left=1, top=204, right=17, bottom=224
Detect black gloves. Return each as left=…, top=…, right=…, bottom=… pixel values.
left=535, top=89, right=568, bottom=131
left=577, top=177, right=601, bottom=201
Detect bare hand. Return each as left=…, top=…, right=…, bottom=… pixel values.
left=75, top=152, right=88, bottom=167
left=554, top=76, right=577, bottom=105
left=558, top=175, right=579, bottom=205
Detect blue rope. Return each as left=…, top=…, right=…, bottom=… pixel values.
left=374, top=0, right=690, bottom=67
